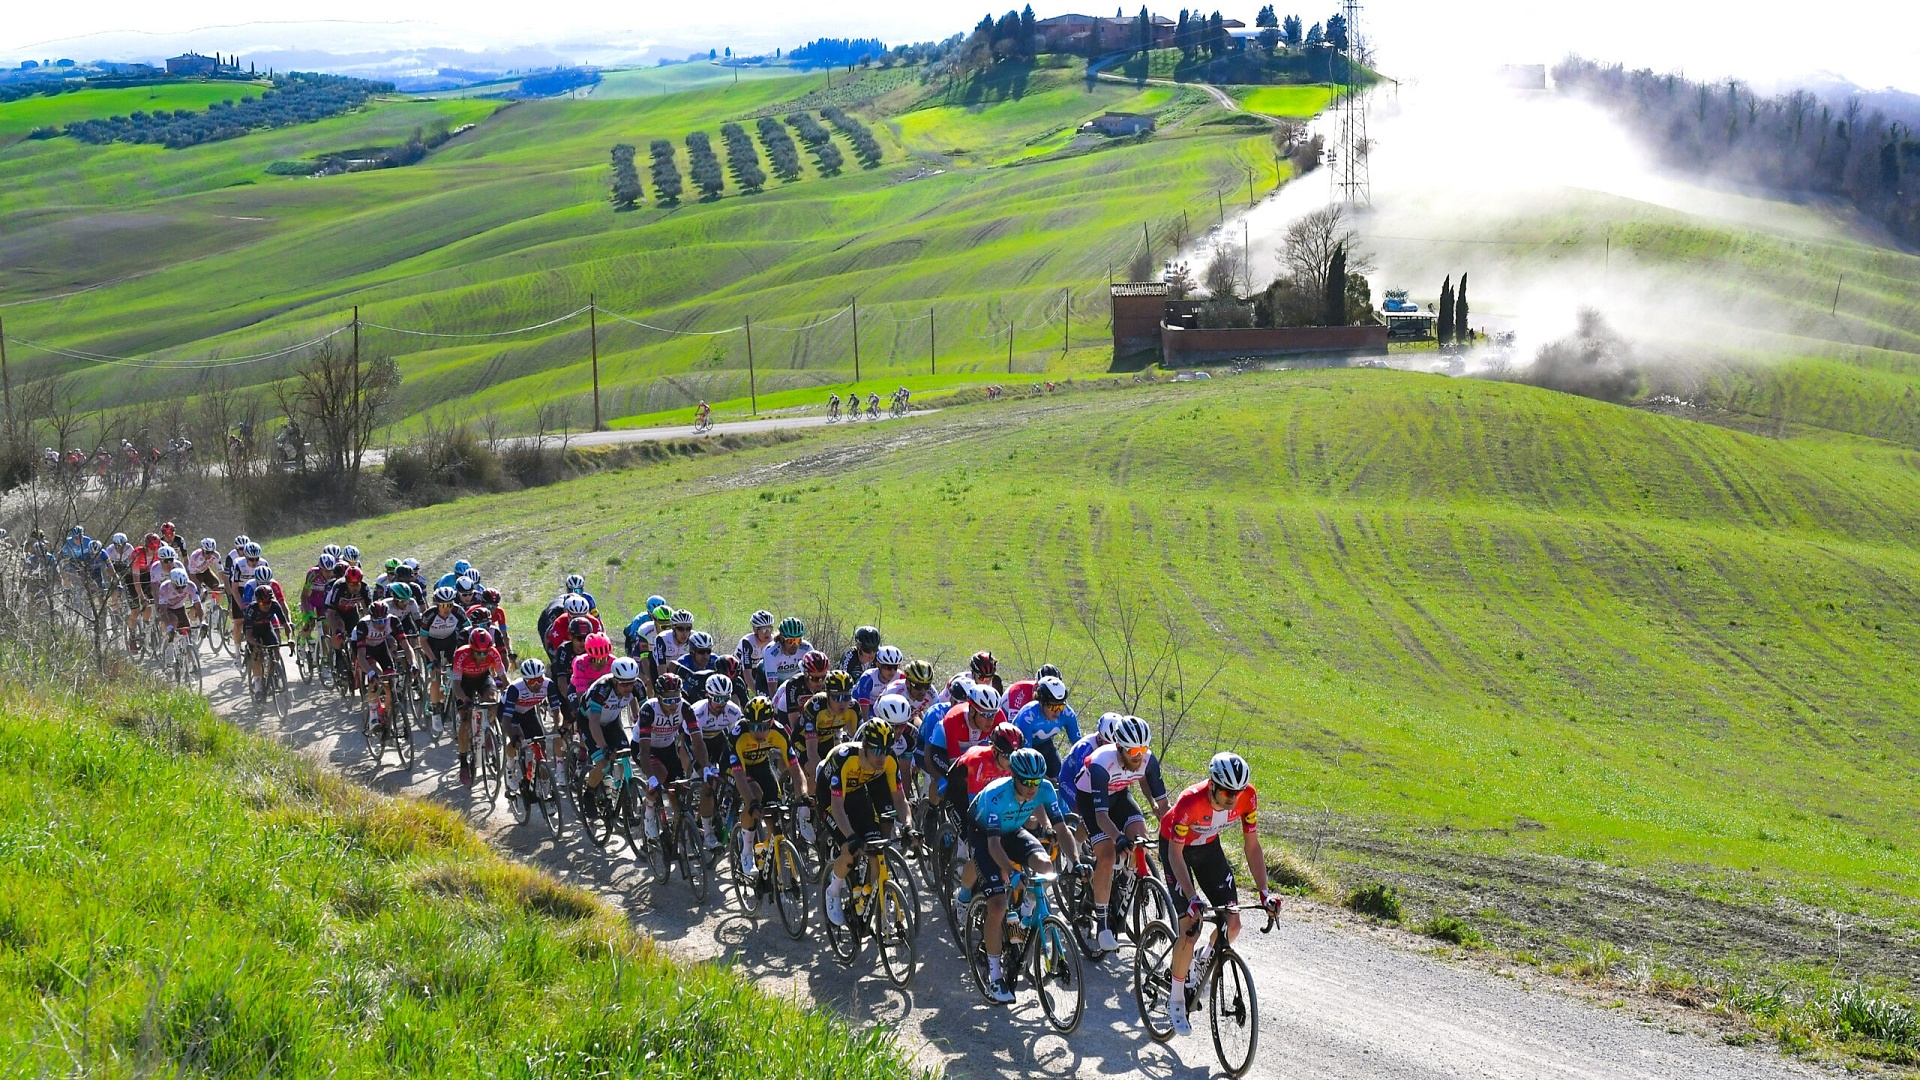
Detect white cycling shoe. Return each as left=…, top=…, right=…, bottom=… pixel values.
left=1168, top=990, right=1192, bottom=1036
left=1097, top=928, right=1120, bottom=953
left=825, top=888, right=847, bottom=926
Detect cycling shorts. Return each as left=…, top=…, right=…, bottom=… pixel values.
left=425, top=634, right=458, bottom=662
left=246, top=622, right=283, bottom=650
left=1161, top=836, right=1237, bottom=913
left=831, top=782, right=892, bottom=845
left=508, top=708, right=546, bottom=740
left=457, top=672, right=492, bottom=699
left=648, top=741, right=687, bottom=785
left=1076, top=788, right=1145, bottom=846
left=702, top=733, right=730, bottom=776
left=358, top=640, right=395, bottom=673
left=971, top=823, right=1046, bottom=896
left=738, top=763, right=783, bottom=808
left=191, top=569, right=220, bottom=593
left=159, top=605, right=190, bottom=631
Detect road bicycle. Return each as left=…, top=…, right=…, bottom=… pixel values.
left=361, top=670, right=417, bottom=768
left=294, top=612, right=320, bottom=683
left=822, top=832, right=917, bottom=988
left=1081, top=833, right=1176, bottom=954
left=160, top=617, right=202, bottom=689
left=693, top=414, right=714, bottom=434
left=204, top=598, right=231, bottom=656
left=922, top=796, right=969, bottom=947
left=1133, top=901, right=1279, bottom=1078
left=728, top=796, right=811, bottom=938
left=963, top=869, right=1083, bottom=1031
left=649, top=777, right=711, bottom=902
left=579, top=746, right=640, bottom=851
left=509, top=723, right=567, bottom=837
left=247, top=636, right=295, bottom=720
left=470, top=693, right=507, bottom=801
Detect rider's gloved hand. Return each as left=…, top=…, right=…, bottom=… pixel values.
left=1260, top=890, right=1282, bottom=914
left=1184, top=893, right=1208, bottom=920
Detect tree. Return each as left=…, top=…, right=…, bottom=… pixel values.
left=1278, top=204, right=1374, bottom=300
left=685, top=131, right=725, bottom=200
left=1136, top=6, right=1152, bottom=53
left=1256, top=5, right=1281, bottom=52
left=1280, top=14, right=1303, bottom=51
left=609, top=142, right=642, bottom=208
left=1326, top=12, right=1349, bottom=50
left=1175, top=10, right=1191, bottom=55
left=1437, top=275, right=1454, bottom=346
left=1207, top=11, right=1227, bottom=57
left=1304, top=21, right=1324, bottom=49
left=1454, top=271, right=1470, bottom=342
left=648, top=139, right=683, bottom=204
left=290, top=340, right=399, bottom=487
left=1019, top=5, right=1038, bottom=58
left=1323, top=243, right=1347, bottom=325
left=1204, top=243, right=1243, bottom=297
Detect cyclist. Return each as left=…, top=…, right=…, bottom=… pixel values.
left=695, top=400, right=712, bottom=428
left=710, top=654, right=751, bottom=708
left=536, top=574, right=596, bottom=654
left=670, top=630, right=721, bottom=688
left=1003, top=662, right=1063, bottom=717
left=971, top=747, right=1077, bottom=1003
left=1075, top=714, right=1171, bottom=952
left=225, top=542, right=266, bottom=624
left=186, top=538, right=225, bottom=612
left=800, top=669, right=860, bottom=779
left=104, top=533, right=138, bottom=648
left=451, top=628, right=509, bottom=787
left=386, top=581, right=426, bottom=678
left=435, top=559, right=474, bottom=592
left=153, top=567, right=200, bottom=665
left=350, top=599, right=403, bottom=728
left=326, top=566, right=373, bottom=686
left=883, top=658, right=941, bottom=718
left=1159, top=752, right=1282, bottom=1035
left=240, top=565, right=285, bottom=609
left=479, top=587, right=511, bottom=658
left=821, top=719, right=914, bottom=927
left=580, top=656, right=644, bottom=806
left=692, top=672, right=743, bottom=849
left=853, top=645, right=904, bottom=718
left=1010, top=675, right=1079, bottom=780
left=373, top=558, right=402, bottom=597
left=648, top=609, right=696, bottom=688
left=729, top=695, right=804, bottom=878
left=635, top=671, right=705, bottom=841
left=759, top=616, right=812, bottom=692
left=621, top=594, right=667, bottom=659
left=420, top=586, right=468, bottom=709
left=543, top=594, right=598, bottom=664
left=127, top=535, right=157, bottom=646
left=827, top=392, right=841, bottom=421
left=927, top=681, right=1006, bottom=811
left=964, top=650, right=1006, bottom=695
left=735, top=610, right=776, bottom=693
left=866, top=391, right=880, bottom=419
left=501, top=658, right=553, bottom=806
left=842, top=625, right=881, bottom=675
left=949, top=721, right=1026, bottom=904
left=570, top=631, right=616, bottom=715
left=772, top=649, right=831, bottom=739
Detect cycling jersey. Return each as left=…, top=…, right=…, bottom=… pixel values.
left=938, top=705, right=1001, bottom=764
left=240, top=597, right=289, bottom=634
left=823, top=742, right=899, bottom=798
left=840, top=647, right=877, bottom=675
left=185, top=549, right=220, bottom=576
left=735, top=631, right=773, bottom=683
left=671, top=656, right=717, bottom=688
left=349, top=616, right=397, bottom=648
left=501, top=678, right=548, bottom=721
left=1074, top=743, right=1168, bottom=807
left=326, top=582, right=371, bottom=617
left=1160, top=780, right=1259, bottom=846
left=801, top=693, right=858, bottom=747
left=771, top=673, right=821, bottom=717
left=635, top=697, right=696, bottom=749
left=692, top=698, right=743, bottom=736
left=851, top=667, right=898, bottom=709
left=650, top=629, right=693, bottom=671
left=239, top=580, right=286, bottom=608
left=301, top=567, right=330, bottom=612
left=759, top=640, right=811, bottom=690
left=1059, top=733, right=1103, bottom=792
left=104, top=542, right=135, bottom=569
left=451, top=643, right=504, bottom=678
left=955, top=742, right=1009, bottom=800
left=544, top=611, right=600, bottom=656
left=581, top=673, right=639, bottom=730
left=728, top=724, right=793, bottom=770
left=1011, top=700, right=1080, bottom=747
left=970, top=776, right=1064, bottom=835
left=571, top=654, right=611, bottom=698
left=880, top=677, right=939, bottom=717
left=623, top=616, right=655, bottom=657
left=154, top=578, right=197, bottom=610
left=1003, top=679, right=1036, bottom=717
left=421, top=607, right=466, bottom=640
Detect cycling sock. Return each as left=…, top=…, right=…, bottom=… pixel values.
left=1094, top=903, right=1109, bottom=923
left=828, top=875, right=847, bottom=897
left=987, top=955, right=1004, bottom=982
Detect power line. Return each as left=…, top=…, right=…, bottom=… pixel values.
left=360, top=307, right=591, bottom=338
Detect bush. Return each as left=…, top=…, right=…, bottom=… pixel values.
left=718, top=123, right=766, bottom=192
left=820, top=104, right=883, bottom=167
left=684, top=131, right=725, bottom=199
left=1818, top=985, right=1919, bottom=1048
left=1419, top=912, right=1483, bottom=947
left=382, top=422, right=512, bottom=506
left=1343, top=881, right=1402, bottom=921
left=64, top=72, right=388, bottom=148
left=648, top=139, right=683, bottom=203
left=786, top=112, right=843, bottom=175
left=755, top=115, right=803, bottom=180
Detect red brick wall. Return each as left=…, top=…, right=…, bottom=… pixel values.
left=1161, top=323, right=1388, bottom=362
left=1112, top=294, right=1168, bottom=352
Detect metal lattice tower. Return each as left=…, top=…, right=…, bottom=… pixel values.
left=1331, top=0, right=1370, bottom=206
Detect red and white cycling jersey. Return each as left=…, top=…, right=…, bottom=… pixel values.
left=1159, top=780, right=1259, bottom=846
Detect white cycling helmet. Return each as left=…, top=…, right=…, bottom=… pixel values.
left=872, top=693, right=913, bottom=723
left=562, top=594, right=591, bottom=615
left=610, top=657, right=641, bottom=681
left=169, top=568, right=190, bottom=586
left=520, top=658, right=548, bottom=680
left=1112, top=715, right=1151, bottom=750
left=111, top=533, right=127, bottom=545
left=319, top=554, right=338, bottom=571
left=432, top=585, right=456, bottom=603
left=1209, top=751, right=1251, bottom=791
left=688, top=631, right=714, bottom=651
left=564, top=573, right=586, bottom=592
left=874, top=645, right=904, bottom=667
left=455, top=576, right=475, bottom=592
left=1035, top=675, right=1068, bottom=704
left=322, top=544, right=342, bottom=559
left=966, top=682, right=1003, bottom=713
left=1097, top=711, right=1122, bottom=740
left=750, top=609, right=775, bottom=629
left=156, top=546, right=177, bottom=561
left=199, top=537, right=217, bottom=552
left=465, top=567, right=482, bottom=584
left=705, top=673, right=733, bottom=699
left=342, top=544, right=359, bottom=561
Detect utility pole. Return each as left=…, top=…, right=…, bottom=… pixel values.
left=1246, top=165, right=1255, bottom=207
left=746, top=315, right=757, bottom=415
left=851, top=297, right=860, bottom=382
left=1063, top=288, right=1071, bottom=353
left=351, top=306, right=361, bottom=477
left=1832, top=275, right=1844, bottom=315
left=0, top=314, right=11, bottom=432
left=1244, top=219, right=1252, bottom=294
left=1007, top=321, right=1015, bottom=373
left=1141, top=221, right=1150, bottom=273
left=589, top=293, right=602, bottom=430
left=928, top=307, right=936, bottom=374
left=1217, top=190, right=1224, bottom=226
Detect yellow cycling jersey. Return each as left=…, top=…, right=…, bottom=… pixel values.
left=729, top=725, right=792, bottom=770
left=802, top=692, right=857, bottom=744
left=824, top=742, right=898, bottom=798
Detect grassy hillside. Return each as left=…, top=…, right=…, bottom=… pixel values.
left=0, top=59, right=1280, bottom=433
left=0, top=674, right=917, bottom=1078
left=0, top=82, right=268, bottom=144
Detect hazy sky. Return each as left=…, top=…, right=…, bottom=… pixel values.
left=6, top=0, right=1913, bottom=92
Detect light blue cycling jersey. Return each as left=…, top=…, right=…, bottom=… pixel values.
left=969, top=775, right=1066, bottom=834
left=1010, top=700, right=1080, bottom=747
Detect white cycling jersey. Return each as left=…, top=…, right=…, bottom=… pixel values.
left=760, top=639, right=812, bottom=690
left=693, top=698, right=743, bottom=736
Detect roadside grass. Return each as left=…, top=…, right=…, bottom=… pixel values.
left=0, top=675, right=920, bottom=1079
left=1229, top=84, right=1336, bottom=118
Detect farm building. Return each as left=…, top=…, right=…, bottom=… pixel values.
left=1084, top=112, right=1155, bottom=136
left=1110, top=282, right=1388, bottom=364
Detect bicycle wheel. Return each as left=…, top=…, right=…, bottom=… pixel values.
left=508, top=750, right=532, bottom=826
left=877, top=878, right=917, bottom=988
left=1210, top=949, right=1259, bottom=1077
left=934, top=846, right=965, bottom=951
left=1132, top=919, right=1178, bottom=1043
left=360, top=697, right=382, bottom=763
left=880, top=846, right=920, bottom=941
left=1055, top=873, right=1106, bottom=959
left=962, top=896, right=994, bottom=999
left=209, top=607, right=229, bottom=656
left=774, top=837, right=809, bottom=939
left=394, top=694, right=417, bottom=769
left=822, top=878, right=860, bottom=965
left=537, top=761, right=565, bottom=837
left=678, top=810, right=710, bottom=902
left=478, top=713, right=503, bottom=802
left=271, top=655, right=292, bottom=720
left=1035, top=914, right=1085, bottom=1033
left=186, top=641, right=202, bottom=691
left=295, top=635, right=314, bottom=682
left=728, top=839, right=761, bottom=917
left=1131, top=875, right=1177, bottom=943
left=585, top=781, right=614, bottom=849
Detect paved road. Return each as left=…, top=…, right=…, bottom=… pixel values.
left=189, top=646, right=1817, bottom=1080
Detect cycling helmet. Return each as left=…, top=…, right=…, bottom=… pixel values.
left=234, top=534, right=250, bottom=547
left=562, top=594, right=590, bottom=615
left=905, top=659, right=935, bottom=687
left=671, top=608, right=694, bottom=629
left=466, top=605, right=491, bottom=624
left=157, top=546, right=177, bottom=561
left=948, top=673, right=974, bottom=700
left=469, top=628, right=494, bottom=650
left=321, top=554, right=339, bottom=571
left=705, top=673, right=733, bottom=700
left=650, top=603, right=672, bottom=624
left=370, top=600, right=389, bottom=618
left=432, top=585, right=456, bottom=603
left=750, top=609, right=775, bottom=629
left=345, top=566, right=363, bottom=583
left=87, top=540, right=102, bottom=553
left=466, top=568, right=483, bottom=584
left=520, top=657, right=548, bottom=680
left=169, top=568, right=190, bottom=586
left=645, top=594, right=667, bottom=612
left=858, top=719, right=893, bottom=750
left=655, top=672, right=683, bottom=700
left=1112, top=715, right=1151, bottom=750
left=253, top=566, right=273, bottom=582
left=390, top=583, right=413, bottom=602
left=778, top=616, right=805, bottom=639
left=801, top=650, right=830, bottom=676
left=714, top=654, right=743, bottom=679
left=824, top=669, right=854, bottom=694
left=745, top=695, right=776, bottom=725
left=688, top=631, right=714, bottom=652
left=453, top=559, right=472, bottom=576
left=966, top=682, right=1003, bottom=714
left=563, top=573, right=586, bottom=593
left=384, top=558, right=399, bottom=572
left=873, top=693, right=912, bottom=723
left=585, top=632, right=613, bottom=659
left=611, top=656, right=640, bottom=681
left=402, top=558, right=420, bottom=571
left=455, top=576, right=475, bottom=592
left=1209, top=751, right=1251, bottom=791
left=969, top=650, right=997, bottom=678
left=322, top=544, right=342, bottom=559
left=244, top=542, right=262, bottom=558
left=1034, top=675, right=1068, bottom=705
left=481, top=588, right=501, bottom=605
left=990, top=722, right=1025, bottom=755
left=160, top=520, right=176, bottom=533
left=112, top=533, right=128, bottom=546
left=1037, top=663, right=1062, bottom=681
left=1008, top=747, right=1048, bottom=781
left=568, top=616, right=593, bottom=637
left=144, top=533, right=161, bottom=546
left=199, top=537, right=217, bottom=552
left=68, top=526, right=84, bottom=537
left=854, top=625, right=881, bottom=651
left=874, top=645, right=904, bottom=667
left=342, top=545, right=359, bottom=562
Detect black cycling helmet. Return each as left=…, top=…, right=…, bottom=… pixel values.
left=854, top=625, right=881, bottom=651
left=858, top=719, right=893, bottom=750
left=824, top=669, right=855, bottom=694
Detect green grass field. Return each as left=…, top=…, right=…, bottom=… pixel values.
left=1229, top=84, right=1336, bottom=117
left=0, top=82, right=269, bottom=143
left=0, top=674, right=915, bottom=1078
left=0, top=59, right=1280, bottom=434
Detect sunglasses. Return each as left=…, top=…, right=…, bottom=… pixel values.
left=830, top=693, right=854, bottom=703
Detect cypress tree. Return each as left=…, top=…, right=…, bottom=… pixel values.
left=1454, top=272, right=1470, bottom=343
left=1324, top=244, right=1347, bottom=325
left=609, top=143, right=642, bottom=208
left=1437, top=275, right=1455, bottom=345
